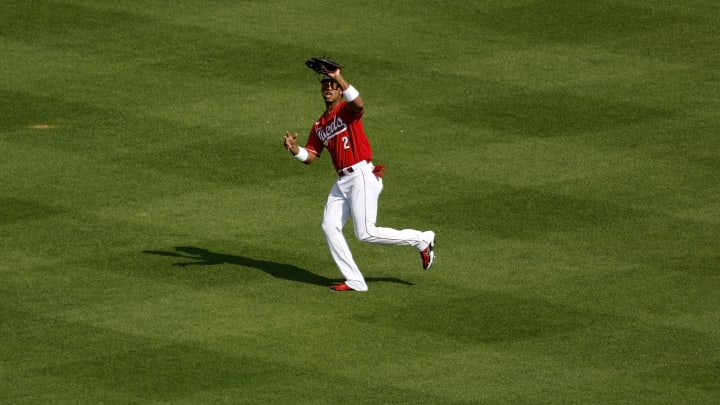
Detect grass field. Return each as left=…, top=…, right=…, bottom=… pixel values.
left=2, top=0, right=719, bottom=403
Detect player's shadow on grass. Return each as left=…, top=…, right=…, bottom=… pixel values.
left=142, top=246, right=413, bottom=287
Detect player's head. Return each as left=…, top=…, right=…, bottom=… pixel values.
left=320, top=77, right=342, bottom=105
left=320, top=77, right=339, bottom=89
left=318, top=72, right=337, bottom=83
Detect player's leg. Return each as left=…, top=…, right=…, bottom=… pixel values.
left=350, top=166, right=434, bottom=251
left=321, top=182, right=368, bottom=291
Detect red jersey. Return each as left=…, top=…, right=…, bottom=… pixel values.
left=305, top=101, right=372, bottom=171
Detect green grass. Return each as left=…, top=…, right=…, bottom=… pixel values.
left=2, top=0, right=719, bottom=403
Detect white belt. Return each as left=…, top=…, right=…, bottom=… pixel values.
left=337, top=160, right=370, bottom=177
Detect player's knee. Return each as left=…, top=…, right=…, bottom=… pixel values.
left=354, top=227, right=376, bottom=243
left=321, top=220, right=341, bottom=236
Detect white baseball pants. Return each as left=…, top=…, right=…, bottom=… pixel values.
left=321, top=161, right=432, bottom=291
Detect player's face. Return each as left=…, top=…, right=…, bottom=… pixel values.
left=321, top=80, right=342, bottom=103
left=321, top=80, right=340, bottom=91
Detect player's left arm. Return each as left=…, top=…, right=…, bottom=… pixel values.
left=326, top=68, right=364, bottom=114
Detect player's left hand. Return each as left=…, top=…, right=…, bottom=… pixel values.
left=323, top=66, right=342, bottom=81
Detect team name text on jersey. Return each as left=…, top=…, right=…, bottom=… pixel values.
left=316, top=115, right=347, bottom=142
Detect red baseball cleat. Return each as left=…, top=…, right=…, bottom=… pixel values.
left=328, top=283, right=354, bottom=292
left=420, top=238, right=435, bottom=270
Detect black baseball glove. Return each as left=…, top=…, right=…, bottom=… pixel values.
left=305, top=56, right=343, bottom=75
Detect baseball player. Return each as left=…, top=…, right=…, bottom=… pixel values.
left=283, top=62, right=435, bottom=292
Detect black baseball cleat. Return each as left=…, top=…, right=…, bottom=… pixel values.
left=328, top=283, right=354, bottom=292
left=420, top=233, right=435, bottom=270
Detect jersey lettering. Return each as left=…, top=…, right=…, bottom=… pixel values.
left=315, top=115, right=347, bottom=143
left=306, top=101, right=372, bottom=171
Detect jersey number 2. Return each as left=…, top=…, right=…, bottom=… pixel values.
left=342, top=136, right=350, bottom=150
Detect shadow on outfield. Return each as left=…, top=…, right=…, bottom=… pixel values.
left=142, top=246, right=413, bottom=287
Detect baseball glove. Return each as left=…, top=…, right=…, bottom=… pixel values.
left=305, top=56, right=343, bottom=75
